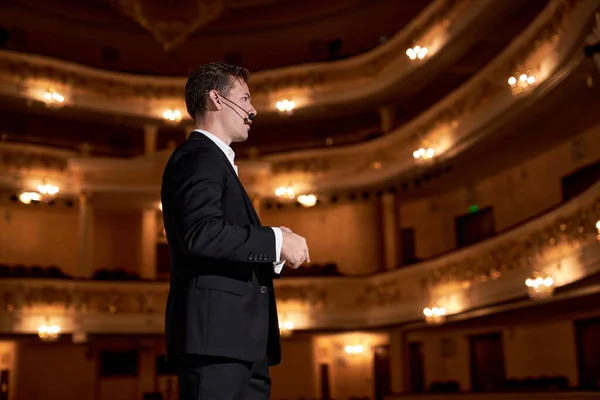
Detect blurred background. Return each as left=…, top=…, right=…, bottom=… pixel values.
left=1, top=0, right=600, bottom=399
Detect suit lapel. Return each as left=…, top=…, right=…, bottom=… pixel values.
left=217, top=149, right=261, bottom=226
left=189, top=132, right=261, bottom=225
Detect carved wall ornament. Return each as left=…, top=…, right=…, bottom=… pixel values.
left=355, top=280, right=401, bottom=307
left=0, top=197, right=597, bottom=333
left=425, top=195, right=600, bottom=288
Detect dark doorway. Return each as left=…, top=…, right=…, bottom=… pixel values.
left=373, top=345, right=391, bottom=400
left=575, top=317, right=600, bottom=389
left=156, top=242, right=171, bottom=278
left=455, top=207, right=495, bottom=248
left=400, top=228, right=417, bottom=266
left=0, top=369, right=9, bottom=400
left=408, top=342, right=425, bottom=393
left=319, top=363, right=331, bottom=400
left=469, top=332, right=506, bottom=391
left=561, top=161, right=600, bottom=201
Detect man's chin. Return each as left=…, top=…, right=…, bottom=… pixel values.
left=232, top=132, right=249, bottom=143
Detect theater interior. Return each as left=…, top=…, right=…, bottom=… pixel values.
left=1, top=0, right=600, bottom=399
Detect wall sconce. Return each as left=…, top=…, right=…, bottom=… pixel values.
left=525, top=271, right=554, bottom=300
left=43, top=89, right=65, bottom=108
left=279, top=320, right=294, bottom=337
left=19, top=192, right=41, bottom=204
left=276, top=99, right=295, bottom=115
left=406, top=45, right=428, bottom=60
left=508, top=73, right=536, bottom=94
left=344, top=345, right=364, bottom=355
left=297, top=194, right=317, bottom=207
left=36, top=178, right=60, bottom=202
left=38, top=323, right=61, bottom=342
left=275, top=185, right=295, bottom=199
left=423, top=306, right=446, bottom=324
left=163, top=109, right=182, bottom=122
left=413, top=147, right=435, bottom=160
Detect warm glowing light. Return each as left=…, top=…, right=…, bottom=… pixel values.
left=163, top=109, right=182, bottom=122
left=43, top=89, right=65, bottom=107
left=275, top=186, right=295, bottom=199
left=297, top=194, right=317, bottom=207
left=19, top=192, right=41, bottom=204
left=276, top=100, right=295, bottom=113
left=423, top=306, right=446, bottom=324
left=406, top=45, right=428, bottom=60
left=344, top=345, right=364, bottom=354
left=525, top=272, right=555, bottom=300
left=37, top=182, right=59, bottom=196
left=279, top=320, right=294, bottom=337
left=38, top=324, right=61, bottom=342
left=413, top=147, right=435, bottom=160
left=508, top=73, right=536, bottom=93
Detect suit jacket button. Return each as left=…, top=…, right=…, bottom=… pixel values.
left=248, top=255, right=253, bottom=260
left=260, top=286, right=267, bottom=294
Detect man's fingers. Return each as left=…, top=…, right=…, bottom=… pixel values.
left=280, top=226, right=293, bottom=233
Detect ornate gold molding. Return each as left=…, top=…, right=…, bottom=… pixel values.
left=0, top=0, right=467, bottom=113
left=0, top=0, right=596, bottom=198
left=110, top=0, right=227, bottom=51
left=0, top=183, right=598, bottom=332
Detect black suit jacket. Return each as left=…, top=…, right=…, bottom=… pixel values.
left=161, top=131, right=282, bottom=366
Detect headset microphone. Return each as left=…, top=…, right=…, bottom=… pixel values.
left=218, top=94, right=255, bottom=124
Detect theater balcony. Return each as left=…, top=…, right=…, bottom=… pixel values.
left=1, top=0, right=600, bottom=399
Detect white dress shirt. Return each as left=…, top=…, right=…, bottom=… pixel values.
left=193, top=129, right=285, bottom=274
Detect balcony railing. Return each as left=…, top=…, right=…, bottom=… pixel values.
left=0, top=179, right=598, bottom=336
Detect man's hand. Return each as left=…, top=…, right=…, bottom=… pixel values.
left=280, top=226, right=310, bottom=269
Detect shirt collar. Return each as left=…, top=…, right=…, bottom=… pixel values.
left=193, top=129, right=235, bottom=164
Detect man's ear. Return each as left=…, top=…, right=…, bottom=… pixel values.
left=207, top=89, right=222, bottom=110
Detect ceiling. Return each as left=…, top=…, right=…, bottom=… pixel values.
left=0, top=0, right=430, bottom=74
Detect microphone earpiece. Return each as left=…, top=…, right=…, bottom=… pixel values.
left=217, top=94, right=255, bottom=123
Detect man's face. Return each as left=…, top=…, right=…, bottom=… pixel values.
left=220, top=78, right=256, bottom=143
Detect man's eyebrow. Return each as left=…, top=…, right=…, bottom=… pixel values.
left=242, top=92, right=251, bottom=99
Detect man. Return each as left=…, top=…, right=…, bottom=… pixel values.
left=160, top=62, right=310, bottom=400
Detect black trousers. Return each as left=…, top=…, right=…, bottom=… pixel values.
left=177, top=353, right=270, bottom=400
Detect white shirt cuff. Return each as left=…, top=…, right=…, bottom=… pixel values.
left=271, top=227, right=285, bottom=274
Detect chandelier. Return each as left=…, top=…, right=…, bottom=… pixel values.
left=525, top=272, right=554, bottom=300
left=110, top=0, right=227, bottom=51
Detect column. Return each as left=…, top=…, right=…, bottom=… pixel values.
left=380, top=192, right=400, bottom=270
left=144, top=124, right=158, bottom=155
left=389, top=329, right=407, bottom=394
left=140, top=208, right=157, bottom=280
left=378, top=106, right=396, bottom=133
left=137, top=339, right=157, bottom=398
left=77, top=192, right=95, bottom=277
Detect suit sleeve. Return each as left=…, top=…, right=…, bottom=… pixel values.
left=168, top=149, right=276, bottom=263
